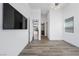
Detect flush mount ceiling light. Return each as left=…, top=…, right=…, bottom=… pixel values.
left=55, top=3, right=59, bottom=6
left=55, top=3, right=64, bottom=9
left=49, top=3, right=55, bottom=9
left=50, top=3, right=64, bottom=9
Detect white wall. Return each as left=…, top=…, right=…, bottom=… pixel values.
left=48, top=8, right=63, bottom=40
left=0, top=3, right=30, bottom=55
left=47, top=12, right=50, bottom=39
left=29, top=15, right=33, bottom=42
left=41, top=15, right=47, bottom=23
left=31, top=9, right=41, bottom=40
left=63, top=3, right=79, bottom=47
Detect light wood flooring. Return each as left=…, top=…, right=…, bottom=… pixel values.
left=19, top=36, right=79, bottom=56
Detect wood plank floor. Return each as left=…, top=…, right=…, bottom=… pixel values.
left=19, top=36, right=79, bottom=56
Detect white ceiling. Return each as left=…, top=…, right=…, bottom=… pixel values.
left=29, top=3, right=51, bottom=16
left=29, top=3, right=66, bottom=16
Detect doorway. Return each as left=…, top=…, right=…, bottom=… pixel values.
left=41, top=23, right=45, bottom=36
left=41, top=22, right=48, bottom=41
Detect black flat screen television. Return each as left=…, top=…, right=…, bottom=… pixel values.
left=3, top=3, right=27, bottom=29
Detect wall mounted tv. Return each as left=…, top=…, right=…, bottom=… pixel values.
left=3, top=3, right=27, bottom=29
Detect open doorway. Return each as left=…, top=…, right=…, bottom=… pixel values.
left=41, top=22, right=48, bottom=41
left=41, top=23, right=45, bottom=36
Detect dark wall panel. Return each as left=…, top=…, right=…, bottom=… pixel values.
left=3, top=3, right=28, bottom=29
left=3, top=3, right=14, bottom=29
left=14, top=9, right=23, bottom=29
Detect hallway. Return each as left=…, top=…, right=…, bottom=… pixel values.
left=19, top=37, right=79, bottom=56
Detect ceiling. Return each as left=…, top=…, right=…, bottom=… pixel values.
left=29, top=3, right=66, bottom=16
left=29, top=3, right=51, bottom=16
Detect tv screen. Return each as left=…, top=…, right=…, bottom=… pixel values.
left=3, top=3, right=27, bottom=29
